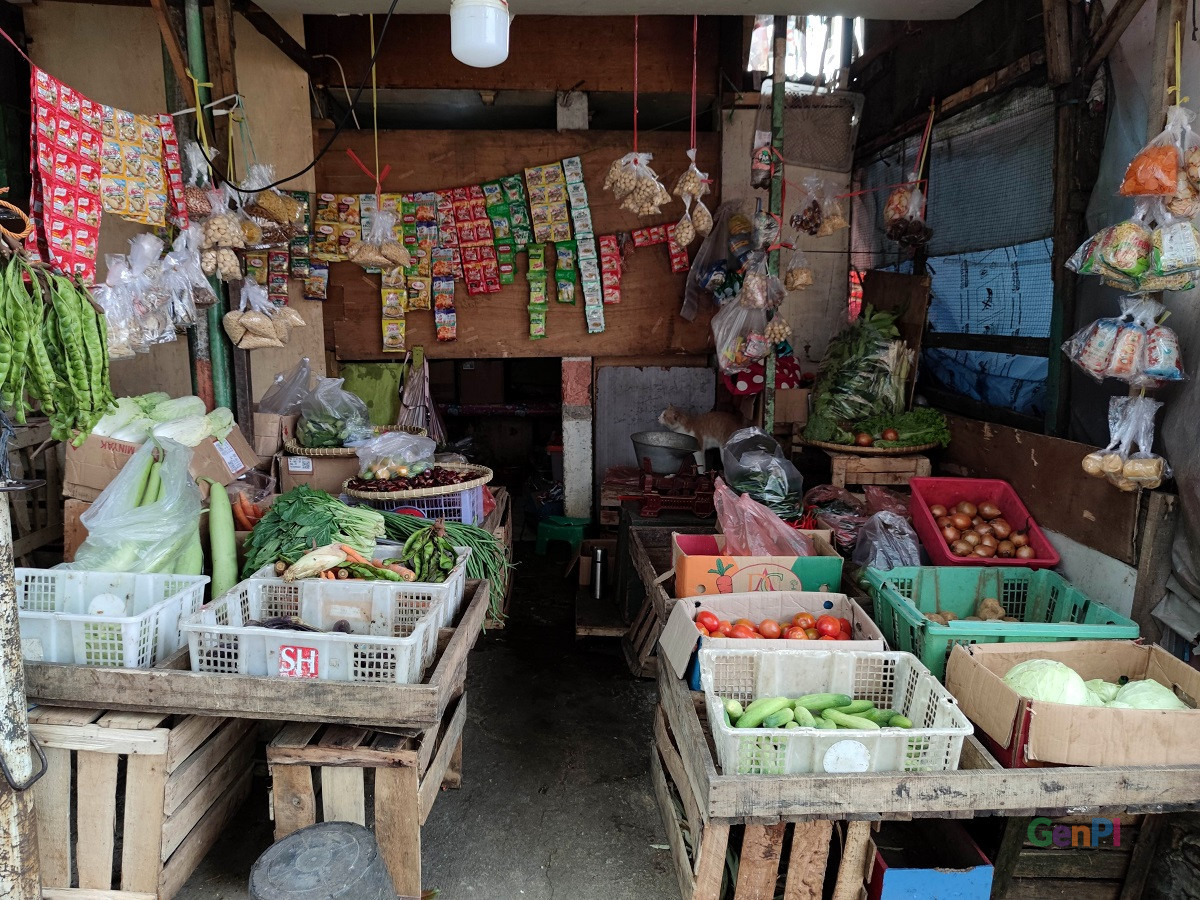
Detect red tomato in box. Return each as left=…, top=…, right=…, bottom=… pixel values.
left=835, top=631, right=849, bottom=640
left=697, top=611, right=720, bottom=633
left=784, top=626, right=808, bottom=640
left=760, top=619, right=782, bottom=639
left=695, top=622, right=708, bottom=635
left=816, top=615, right=841, bottom=638
left=792, top=612, right=816, bottom=629
left=716, top=620, right=734, bottom=636
left=838, top=617, right=852, bottom=635
left=819, top=635, right=838, bottom=641
left=729, top=624, right=756, bottom=640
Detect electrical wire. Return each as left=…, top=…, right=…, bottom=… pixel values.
left=312, top=53, right=362, bottom=130
left=198, top=0, right=399, bottom=195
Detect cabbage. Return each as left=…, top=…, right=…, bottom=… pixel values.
left=1113, top=679, right=1189, bottom=710
left=149, top=396, right=207, bottom=423
left=111, top=417, right=156, bottom=443
left=1106, top=700, right=1134, bottom=709
left=1003, top=659, right=1092, bottom=706
left=1086, top=678, right=1121, bottom=703
left=135, top=392, right=171, bottom=415
left=205, top=407, right=235, bottom=441
left=93, top=398, right=143, bottom=437
left=152, top=415, right=211, bottom=447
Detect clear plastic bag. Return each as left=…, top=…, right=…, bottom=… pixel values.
left=672, top=148, right=710, bottom=201
left=258, top=356, right=312, bottom=415
left=296, top=377, right=372, bottom=449
left=674, top=198, right=698, bottom=247
left=60, top=440, right=202, bottom=573
left=864, top=485, right=910, bottom=519
left=1067, top=203, right=1154, bottom=281
left=752, top=200, right=779, bottom=251
left=1120, top=105, right=1191, bottom=196
left=612, top=152, right=672, bottom=216
left=803, top=484, right=867, bottom=554
left=784, top=247, right=814, bottom=291
left=346, top=208, right=410, bottom=269
left=884, top=176, right=932, bottom=247
left=738, top=252, right=785, bottom=310
left=168, top=225, right=218, bottom=310
left=227, top=470, right=276, bottom=507
left=183, top=142, right=215, bottom=219
left=93, top=255, right=141, bottom=359
left=682, top=201, right=740, bottom=320
left=714, top=477, right=814, bottom=557
left=223, top=282, right=285, bottom=350
left=1151, top=220, right=1200, bottom=275
left=721, top=427, right=803, bottom=506
left=1082, top=395, right=1172, bottom=491
left=817, top=190, right=849, bottom=237
left=127, top=234, right=175, bottom=346
left=791, top=176, right=826, bottom=236
left=713, top=297, right=769, bottom=374
left=241, top=163, right=304, bottom=227
left=1064, top=297, right=1184, bottom=386
left=354, top=431, right=436, bottom=479
left=851, top=511, right=922, bottom=570
left=692, top=199, right=714, bottom=237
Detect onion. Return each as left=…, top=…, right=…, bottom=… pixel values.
left=962, top=531, right=982, bottom=547
left=951, top=513, right=973, bottom=530
left=991, top=519, right=1012, bottom=540
left=997, top=540, right=1016, bottom=558
left=972, top=516, right=984, bottom=527
left=1011, top=531, right=1030, bottom=548
left=974, top=543, right=997, bottom=558
left=937, top=515, right=954, bottom=529
left=975, top=523, right=995, bottom=537
left=979, top=502, right=1001, bottom=521
left=950, top=540, right=973, bottom=557
left=1016, top=545, right=1035, bottom=559
left=956, top=501, right=978, bottom=517
left=930, top=504, right=948, bottom=519
left=942, top=525, right=961, bottom=543
left=980, top=533, right=998, bottom=549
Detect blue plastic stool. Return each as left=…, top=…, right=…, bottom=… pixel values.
left=536, top=516, right=589, bottom=555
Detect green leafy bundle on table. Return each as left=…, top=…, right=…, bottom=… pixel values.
left=809, top=305, right=909, bottom=425
left=806, top=406, right=950, bottom=449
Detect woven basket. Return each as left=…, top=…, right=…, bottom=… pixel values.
left=342, top=463, right=493, bottom=500
left=285, top=425, right=428, bottom=458
left=800, top=438, right=940, bottom=457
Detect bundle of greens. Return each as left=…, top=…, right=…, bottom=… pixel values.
left=810, top=304, right=901, bottom=424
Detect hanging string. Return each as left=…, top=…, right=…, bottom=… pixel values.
left=369, top=14, right=382, bottom=199
left=185, top=70, right=215, bottom=177
left=0, top=23, right=31, bottom=65
left=633, top=15, right=640, bottom=158
left=689, top=15, right=698, bottom=151
left=915, top=98, right=936, bottom=179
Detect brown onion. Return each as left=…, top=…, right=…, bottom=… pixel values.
left=942, top=525, right=961, bottom=543
left=975, top=523, right=995, bottom=537
left=1016, top=545, right=1035, bottom=559
left=962, top=531, right=982, bottom=547
left=1011, top=531, right=1030, bottom=548
left=937, top=515, right=954, bottom=529
left=956, top=501, right=978, bottom=517
left=950, top=540, right=973, bottom=557
left=980, top=533, right=998, bottom=549
left=978, top=502, right=1001, bottom=521
left=930, top=504, right=948, bottom=519
left=951, top=513, right=973, bottom=530
left=991, top=519, right=1012, bottom=540
left=997, top=540, right=1016, bottom=558
left=972, top=516, right=984, bottom=527
left=974, top=544, right=996, bottom=558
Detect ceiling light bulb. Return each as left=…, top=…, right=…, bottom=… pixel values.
left=450, top=0, right=512, bottom=68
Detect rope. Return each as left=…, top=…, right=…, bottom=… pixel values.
left=0, top=189, right=33, bottom=243
left=185, top=70, right=215, bottom=175
left=1170, top=20, right=1190, bottom=104
left=633, top=16, right=639, bottom=157
left=0, top=23, right=31, bottom=64
left=689, top=15, right=698, bottom=151
left=370, top=14, right=382, bottom=200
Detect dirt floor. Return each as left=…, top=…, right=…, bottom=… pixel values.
left=175, top=543, right=676, bottom=899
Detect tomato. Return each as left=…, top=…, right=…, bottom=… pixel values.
left=792, top=612, right=816, bottom=629
left=697, top=611, right=720, bottom=633
left=804, top=628, right=819, bottom=640
left=784, top=626, right=808, bottom=640
left=734, top=618, right=755, bottom=628
left=750, top=633, right=765, bottom=639
left=819, top=635, right=838, bottom=641
left=838, top=617, right=852, bottom=635
left=835, top=631, right=849, bottom=640
left=815, top=615, right=842, bottom=637
left=695, top=622, right=708, bottom=635
left=729, top=624, right=756, bottom=639
left=882, top=428, right=900, bottom=442
left=759, top=619, right=782, bottom=639
left=716, top=620, right=734, bottom=637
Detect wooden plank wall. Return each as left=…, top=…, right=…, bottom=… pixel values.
left=939, top=414, right=1142, bottom=565
left=316, top=129, right=719, bottom=361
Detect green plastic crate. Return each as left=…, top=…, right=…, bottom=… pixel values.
left=861, top=566, right=1139, bottom=680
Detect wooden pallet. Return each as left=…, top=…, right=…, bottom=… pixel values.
left=25, top=580, right=491, bottom=729
left=267, top=693, right=467, bottom=898
left=484, top=487, right=513, bottom=630
left=826, top=450, right=931, bottom=489
left=9, top=420, right=63, bottom=565
left=622, top=590, right=660, bottom=679
left=29, top=706, right=254, bottom=899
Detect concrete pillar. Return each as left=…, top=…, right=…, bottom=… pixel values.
left=561, top=357, right=593, bottom=519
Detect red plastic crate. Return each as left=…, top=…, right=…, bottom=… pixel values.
left=908, top=477, right=1060, bottom=570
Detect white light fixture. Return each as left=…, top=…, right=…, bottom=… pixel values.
left=450, top=0, right=512, bottom=68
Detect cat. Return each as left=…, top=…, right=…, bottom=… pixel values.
left=658, top=405, right=745, bottom=473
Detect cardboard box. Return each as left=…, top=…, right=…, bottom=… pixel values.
left=252, top=412, right=299, bottom=460
left=945, top=640, right=1200, bottom=767
left=276, top=454, right=359, bottom=495
left=671, top=531, right=844, bottom=598
left=458, top=360, right=504, bottom=406
left=773, top=387, right=810, bottom=426
left=658, top=591, right=885, bottom=689
left=63, top=427, right=256, bottom=502
left=866, top=820, right=993, bottom=900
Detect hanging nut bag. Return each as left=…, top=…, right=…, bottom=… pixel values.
left=791, top=175, right=825, bottom=236
left=817, top=189, right=849, bottom=237
left=346, top=208, right=410, bottom=269
left=224, top=281, right=285, bottom=350
left=182, top=142, right=216, bottom=219
left=784, top=247, right=814, bottom=291
left=674, top=198, right=698, bottom=246
left=1120, top=105, right=1193, bottom=196
left=884, top=174, right=932, bottom=247
left=692, top=199, right=714, bottom=237
left=672, top=148, right=710, bottom=201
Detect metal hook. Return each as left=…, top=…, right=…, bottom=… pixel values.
left=0, top=732, right=47, bottom=793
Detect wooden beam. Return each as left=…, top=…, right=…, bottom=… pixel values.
left=922, top=332, right=1051, bottom=357
left=1042, top=0, right=1073, bottom=85
left=1084, top=0, right=1153, bottom=77
left=1131, top=491, right=1178, bottom=644
left=210, top=0, right=237, bottom=104
left=232, top=0, right=317, bottom=78
left=148, top=0, right=190, bottom=88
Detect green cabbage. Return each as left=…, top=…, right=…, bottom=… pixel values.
left=92, top=398, right=143, bottom=437
left=1113, top=679, right=1188, bottom=710
left=135, top=392, right=171, bottom=415
left=1002, top=659, right=1091, bottom=705
left=151, top=415, right=211, bottom=447
left=1085, top=678, right=1121, bottom=703
left=149, top=396, right=207, bottom=423
left=205, top=408, right=235, bottom=441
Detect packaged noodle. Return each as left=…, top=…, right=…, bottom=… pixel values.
left=1151, top=220, right=1200, bottom=275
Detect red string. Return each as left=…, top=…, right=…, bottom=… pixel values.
left=689, top=15, right=698, bottom=150
left=0, top=23, right=32, bottom=64
left=345, top=148, right=391, bottom=200
left=633, top=16, right=639, bottom=156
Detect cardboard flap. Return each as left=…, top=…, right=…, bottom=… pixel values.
left=660, top=601, right=702, bottom=679
left=944, top=644, right=1023, bottom=748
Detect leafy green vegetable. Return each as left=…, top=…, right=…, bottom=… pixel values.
left=858, top=407, right=951, bottom=448
left=803, top=412, right=853, bottom=445
left=811, top=305, right=905, bottom=423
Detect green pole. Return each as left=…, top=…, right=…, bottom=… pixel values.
left=764, top=15, right=786, bottom=434
left=183, top=0, right=234, bottom=412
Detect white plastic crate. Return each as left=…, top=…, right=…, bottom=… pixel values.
left=17, top=569, right=209, bottom=668
left=699, top=647, right=973, bottom=776
left=353, top=485, right=485, bottom=525
left=183, top=576, right=442, bottom=683
left=250, top=544, right=471, bottom=628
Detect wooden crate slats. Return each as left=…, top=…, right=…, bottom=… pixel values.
left=322, top=767, right=368, bottom=826
left=828, top=452, right=931, bottom=489
left=164, top=715, right=226, bottom=772
left=655, top=706, right=703, bottom=845
left=164, top=719, right=256, bottom=816
left=830, top=821, right=872, bottom=900
left=33, top=746, right=73, bottom=887
left=782, top=820, right=832, bottom=900
left=121, top=754, right=169, bottom=893
left=158, top=769, right=253, bottom=900
left=76, top=751, right=119, bottom=889
left=28, top=706, right=103, bottom=726
left=374, top=756, right=421, bottom=898
left=30, top=722, right=170, bottom=756
left=650, top=746, right=702, bottom=900
left=270, top=764, right=319, bottom=841
left=160, top=727, right=257, bottom=861
left=733, top=823, right=788, bottom=898
left=418, top=695, right=468, bottom=824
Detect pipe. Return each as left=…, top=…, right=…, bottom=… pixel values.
left=183, top=0, right=235, bottom=413
left=764, top=15, right=787, bottom=433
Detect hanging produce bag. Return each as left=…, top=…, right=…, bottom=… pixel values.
left=721, top=427, right=804, bottom=509
left=713, top=477, right=813, bottom=557
left=199, top=187, right=244, bottom=281
left=296, top=377, right=372, bottom=448
left=1082, top=395, right=1171, bottom=491
left=792, top=176, right=826, bottom=236
left=126, top=234, right=175, bottom=346
left=258, top=357, right=312, bottom=416
left=883, top=175, right=932, bottom=247
left=784, top=247, right=814, bottom=291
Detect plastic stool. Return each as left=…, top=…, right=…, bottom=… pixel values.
left=536, top=515, right=589, bottom=555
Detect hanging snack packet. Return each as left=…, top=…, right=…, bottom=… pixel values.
left=885, top=181, right=932, bottom=247
left=692, top=199, right=714, bottom=237
left=1120, top=105, right=1191, bottom=196
left=183, top=142, right=216, bottom=219
left=242, top=163, right=304, bottom=227
left=126, top=234, right=175, bottom=346
left=791, top=175, right=824, bottom=236
left=1094, top=208, right=1153, bottom=277
left=223, top=281, right=285, bottom=350
left=346, top=209, right=410, bottom=270
left=672, top=148, right=710, bottom=201
left=1151, top=219, right=1200, bottom=275
left=784, top=247, right=814, bottom=291
left=1063, top=317, right=1121, bottom=380
left=817, top=189, right=849, bottom=237
left=1144, top=322, right=1185, bottom=381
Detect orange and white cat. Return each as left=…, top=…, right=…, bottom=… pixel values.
left=658, top=405, right=745, bottom=472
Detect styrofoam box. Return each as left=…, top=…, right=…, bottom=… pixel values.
left=699, top=647, right=973, bottom=775
left=17, top=569, right=209, bottom=668
left=252, top=544, right=471, bottom=628
left=184, top=577, right=442, bottom=683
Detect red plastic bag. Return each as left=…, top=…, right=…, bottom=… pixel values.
left=482, top=485, right=497, bottom=518
left=714, top=478, right=813, bottom=557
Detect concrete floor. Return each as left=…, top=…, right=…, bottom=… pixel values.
left=176, top=544, right=676, bottom=899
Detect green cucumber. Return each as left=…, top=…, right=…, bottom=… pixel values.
left=823, top=709, right=881, bottom=730
left=793, top=693, right=853, bottom=712
left=724, top=698, right=745, bottom=720
left=736, top=697, right=790, bottom=729
left=791, top=706, right=816, bottom=728
left=865, top=709, right=899, bottom=726
left=812, top=716, right=837, bottom=730
left=763, top=708, right=795, bottom=729
left=784, top=721, right=801, bottom=730
left=888, top=715, right=914, bottom=729
left=832, top=699, right=876, bottom=715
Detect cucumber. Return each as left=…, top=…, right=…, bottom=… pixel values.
left=792, top=706, right=816, bottom=728
left=888, top=715, right=914, bottom=729
left=865, top=709, right=899, bottom=726
left=812, top=716, right=837, bottom=730
left=784, top=721, right=801, bottom=730
left=832, top=699, right=876, bottom=716
left=724, top=698, right=745, bottom=720
left=823, top=709, right=881, bottom=730
left=763, top=708, right=795, bottom=729
left=793, top=693, right=853, bottom=712
left=736, top=697, right=790, bottom=729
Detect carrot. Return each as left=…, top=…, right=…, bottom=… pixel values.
left=338, top=544, right=369, bottom=565
left=232, top=502, right=253, bottom=531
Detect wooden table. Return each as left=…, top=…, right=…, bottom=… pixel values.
left=654, top=663, right=1200, bottom=899
left=825, top=448, right=931, bottom=489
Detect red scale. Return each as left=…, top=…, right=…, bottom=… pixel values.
left=619, top=460, right=716, bottom=518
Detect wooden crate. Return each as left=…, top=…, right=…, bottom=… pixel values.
left=25, top=580, right=491, bottom=730
left=267, top=693, right=467, bottom=898
left=9, top=420, right=63, bottom=565
left=620, top=528, right=681, bottom=679
left=483, top=487, right=513, bottom=630
left=29, top=706, right=255, bottom=899
left=62, top=497, right=89, bottom=562
left=827, top=450, right=931, bottom=489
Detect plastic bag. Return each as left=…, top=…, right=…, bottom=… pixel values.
left=607, top=152, right=671, bottom=216
left=674, top=198, right=698, bottom=247
left=817, top=190, right=849, bottom=237
left=354, top=430, right=436, bottom=479
left=692, top=199, right=714, bottom=237
left=296, top=377, right=371, bottom=448
left=864, top=485, right=910, bottom=519
left=258, top=357, right=312, bottom=415
left=166, top=224, right=218, bottom=311
left=1120, top=105, right=1191, bottom=196
left=721, top=427, right=803, bottom=507
left=60, top=440, right=202, bottom=573
left=346, top=208, right=410, bottom=269
left=127, top=234, right=175, bottom=346
left=784, top=247, right=814, bottom=291
left=752, top=200, right=779, bottom=251
left=223, top=282, right=285, bottom=350
left=672, top=148, right=710, bottom=202
left=803, top=484, right=867, bottom=554
left=241, top=163, right=304, bottom=227
left=738, top=252, right=785, bottom=310
left=93, top=256, right=141, bottom=359
left=884, top=177, right=932, bottom=247
left=1067, top=204, right=1153, bottom=281
left=682, top=201, right=740, bottom=320
left=1064, top=297, right=1184, bottom=385
left=851, top=511, right=922, bottom=570
left=713, top=297, right=769, bottom=374
left=1082, top=395, right=1172, bottom=491
left=1151, top=220, right=1200, bottom=274
left=183, top=142, right=215, bottom=219
left=227, top=470, right=276, bottom=507
left=791, top=176, right=825, bottom=236
left=714, top=477, right=814, bottom=557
